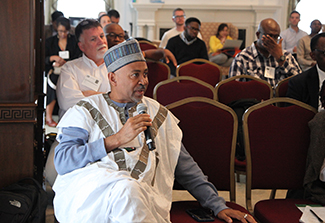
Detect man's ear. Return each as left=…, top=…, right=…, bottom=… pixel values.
left=78, top=41, right=84, bottom=52
left=256, top=31, right=260, bottom=39
left=108, top=72, right=117, bottom=86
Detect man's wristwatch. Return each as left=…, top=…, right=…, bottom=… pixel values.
left=277, top=55, right=285, bottom=62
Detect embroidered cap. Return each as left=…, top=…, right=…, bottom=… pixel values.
left=104, top=38, right=145, bottom=73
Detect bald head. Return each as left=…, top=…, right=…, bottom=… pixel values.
left=104, top=23, right=125, bottom=48
left=256, top=18, right=281, bottom=51
left=257, top=18, right=280, bottom=34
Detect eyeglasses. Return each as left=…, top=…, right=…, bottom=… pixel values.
left=173, top=15, right=186, bottom=19
left=315, top=49, right=325, bottom=55
left=187, top=25, right=200, bottom=32
left=106, top=32, right=125, bottom=40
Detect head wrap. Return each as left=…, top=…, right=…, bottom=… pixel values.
left=104, top=38, right=145, bottom=73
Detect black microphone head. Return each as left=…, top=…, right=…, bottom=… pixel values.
left=136, top=103, right=147, bottom=114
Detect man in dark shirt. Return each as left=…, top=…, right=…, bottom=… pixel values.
left=287, top=32, right=325, bottom=111
left=166, top=17, right=208, bottom=75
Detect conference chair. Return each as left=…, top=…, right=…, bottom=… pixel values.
left=167, top=97, right=250, bottom=222
left=243, top=98, right=318, bottom=222
left=176, top=58, right=221, bottom=87
left=215, top=75, right=273, bottom=104
left=138, top=40, right=158, bottom=51
left=144, top=60, right=170, bottom=98
left=215, top=75, right=273, bottom=181
left=274, top=76, right=294, bottom=107
left=153, top=76, right=216, bottom=106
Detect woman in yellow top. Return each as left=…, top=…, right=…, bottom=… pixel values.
left=209, top=23, right=233, bottom=67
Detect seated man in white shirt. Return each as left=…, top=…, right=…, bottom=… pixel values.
left=57, top=19, right=176, bottom=118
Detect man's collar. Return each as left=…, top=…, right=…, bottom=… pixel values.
left=180, top=31, right=197, bottom=45
left=316, top=64, right=325, bottom=84
left=82, top=53, right=105, bottom=68
left=105, top=92, right=138, bottom=109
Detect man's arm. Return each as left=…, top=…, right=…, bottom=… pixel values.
left=228, top=55, right=245, bottom=77
left=54, top=112, right=152, bottom=175
left=175, top=144, right=228, bottom=215
left=144, top=49, right=177, bottom=67
left=54, top=127, right=107, bottom=175
left=175, top=144, right=256, bottom=222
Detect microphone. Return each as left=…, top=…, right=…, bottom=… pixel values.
left=136, top=103, right=156, bottom=151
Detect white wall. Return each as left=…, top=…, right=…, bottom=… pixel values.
left=116, top=0, right=289, bottom=47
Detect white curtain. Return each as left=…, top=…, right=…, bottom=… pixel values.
left=286, top=0, right=300, bottom=27
left=44, top=0, right=58, bottom=24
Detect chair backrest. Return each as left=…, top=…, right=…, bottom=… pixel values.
left=138, top=40, right=158, bottom=51
left=145, top=60, right=170, bottom=98
left=167, top=97, right=237, bottom=202
left=215, top=75, right=273, bottom=105
left=243, top=98, right=317, bottom=212
left=274, top=76, right=293, bottom=97
left=200, top=22, right=239, bottom=52
left=153, top=76, right=216, bottom=106
left=176, top=58, right=221, bottom=86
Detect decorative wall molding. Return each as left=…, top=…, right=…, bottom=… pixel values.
left=0, top=104, right=37, bottom=123
left=129, top=1, right=287, bottom=47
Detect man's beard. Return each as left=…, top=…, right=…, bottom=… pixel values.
left=131, top=84, right=146, bottom=102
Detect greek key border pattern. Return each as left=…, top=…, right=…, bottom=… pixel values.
left=0, top=106, right=36, bottom=122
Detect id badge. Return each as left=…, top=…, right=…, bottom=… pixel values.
left=59, top=51, right=69, bottom=59
left=264, top=66, right=275, bottom=79
left=81, top=75, right=102, bottom=91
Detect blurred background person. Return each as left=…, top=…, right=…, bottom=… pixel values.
left=98, top=13, right=111, bottom=28
left=209, top=23, right=234, bottom=67
left=45, top=10, right=64, bottom=39
left=297, top=19, right=322, bottom=71
left=45, top=16, right=82, bottom=127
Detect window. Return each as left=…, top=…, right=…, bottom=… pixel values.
left=296, top=0, right=325, bottom=33
left=57, top=0, right=105, bottom=20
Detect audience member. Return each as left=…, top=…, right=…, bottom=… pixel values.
left=44, top=11, right=64, bottom=39
left=297, top=19, right=322, bottom=71
left=56, top=20, right=176, bottom=118
left=107, top=9, right=120, bottom=24
left=303, top=80, right=325, bottom=205
left=287, top=32, right=325, bottom=111
left=45, top=17, right=81, bottom=127
left=56, top=19, right=109, bottom=118
left=280, top=10, right=308, bottom=54
left=159, top=8, right=202, bottom=48
left=98, top=13, right=111, bottom=28
left=209, top=23, right=234, bottom=67
left=229, top=18, right=301, bottom=88
left=166, top=17, right=208, bottom=76
left=52, top=38, right=256, bottom=223
left=104, top=23, right=177, bottom=66
left=98, top=11, right=106, bottom=18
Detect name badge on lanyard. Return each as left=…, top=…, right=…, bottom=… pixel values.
left=59, top=51, right=69, bottom=59
left=264, top=66, right=275, bottom=79
left=82, top=75, right=102, bottom=91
